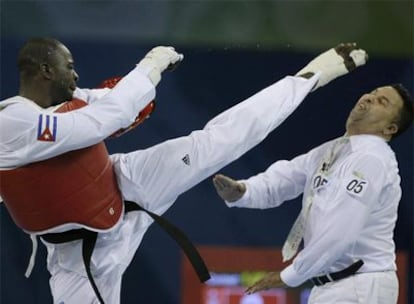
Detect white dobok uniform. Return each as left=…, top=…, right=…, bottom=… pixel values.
left=227, top=135, right=401, bottom=304
left=0, top=67, right=318, bottom=303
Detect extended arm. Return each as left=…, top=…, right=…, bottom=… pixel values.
left=213, top=152, right=312, bottom=209
left=0, top=46, right=183, bottom=168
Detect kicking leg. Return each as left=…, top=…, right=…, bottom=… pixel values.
left=112, top=42, right=367, bottom=215
left=112, top=75, right=317, bottom=215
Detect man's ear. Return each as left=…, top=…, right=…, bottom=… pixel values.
left=40, top=63, right=53, bottom=80
left=384, top=123, right=399, bottom=136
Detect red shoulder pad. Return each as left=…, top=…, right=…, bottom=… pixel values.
left=97, top=77, right=156, bottom=138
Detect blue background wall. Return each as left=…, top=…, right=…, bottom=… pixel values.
left=1, top=38, right=412, bottom=303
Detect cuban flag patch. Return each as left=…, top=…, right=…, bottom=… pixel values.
left=37, top=114, right=57, bottom=142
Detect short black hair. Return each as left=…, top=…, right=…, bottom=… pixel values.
left=391, top=83, right=414, bottom=139
left=17, top=38, right=63, bottom=77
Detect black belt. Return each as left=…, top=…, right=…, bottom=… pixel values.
left=42, top=201, right=210, bottom=304
left=311, top=260, right=364, bottom=286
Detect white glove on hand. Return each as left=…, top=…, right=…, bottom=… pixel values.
left=296, top=42, right=368, bottom=91
left=137, top=46, right=184, bottom=86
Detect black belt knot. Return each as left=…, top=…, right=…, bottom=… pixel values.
left=311, top=260, right=364, bottom=286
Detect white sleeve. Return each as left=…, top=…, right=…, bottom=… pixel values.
left=73, top=64, right=156, bottom=104
left=226, top=152, right=311, bottom=209
left=280, top=154, right=387, bottom=287
left=73, top=87, right=111, bottom=104
left=0, top=67, right=155, bottom=168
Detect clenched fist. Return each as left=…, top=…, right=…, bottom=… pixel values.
left=137, top=46, right=184, bottom=86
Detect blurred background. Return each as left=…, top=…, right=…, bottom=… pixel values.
left=1, top=1, right=413, bottom=303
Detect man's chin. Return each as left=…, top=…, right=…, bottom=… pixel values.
left=51, top=96, right=73, bottom=106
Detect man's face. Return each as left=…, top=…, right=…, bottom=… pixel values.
left=346, top=86, right=403, bottom=138
left=48, top=44, right=79, bottom=105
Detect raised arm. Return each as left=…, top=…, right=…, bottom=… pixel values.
left=0, top=46, right=183, bottom=168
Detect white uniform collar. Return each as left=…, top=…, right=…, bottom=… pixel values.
left=1, top=95, right=63, bottom=112
left=347, top=134, right=388, bottom=152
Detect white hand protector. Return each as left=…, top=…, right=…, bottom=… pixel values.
left=137, top=46, right=184, bottom=86
left=296, top=43, right=368, bottom=91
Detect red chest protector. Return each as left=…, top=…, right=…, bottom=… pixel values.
left=0, top=77, right=155, bottom=234
left=0, top=99, right=123, bottom=233
left=0, top=79, right=210, bottom=299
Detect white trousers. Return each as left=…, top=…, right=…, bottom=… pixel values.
left=44, top=75, right=318, bottom=304
left=308, top=271, right=398, bottom=304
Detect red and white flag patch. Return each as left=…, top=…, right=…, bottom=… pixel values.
left=37, top=114, right=57, bottom=142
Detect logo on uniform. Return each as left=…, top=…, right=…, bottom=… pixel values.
left=37, top=114, right=57, bottom=142
left=182, top=154, right=191, bottom=166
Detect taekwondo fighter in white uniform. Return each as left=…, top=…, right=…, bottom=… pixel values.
left=0, top=40, right=367, bottom=303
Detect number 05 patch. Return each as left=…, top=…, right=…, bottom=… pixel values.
left=344, top=174, right=369, bottom=197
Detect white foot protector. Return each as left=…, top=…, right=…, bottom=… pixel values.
left=296, top=43, right=368, bottom=91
